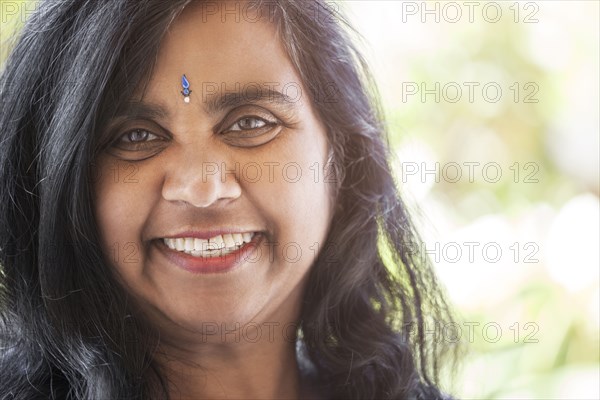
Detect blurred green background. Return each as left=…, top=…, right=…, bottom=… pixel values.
left=342, top=1, right=599, bottom=398
left=2, top=0, right=598, bottom=398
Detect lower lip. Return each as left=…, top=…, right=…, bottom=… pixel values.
left=155, top=234, right=263, bottom=274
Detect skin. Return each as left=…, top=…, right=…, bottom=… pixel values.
left=93, top=1, right=334, bottom=399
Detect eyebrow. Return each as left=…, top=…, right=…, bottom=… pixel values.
left=116, top=87, right=299, bottom=120
left=204, top=86, right=298, bottom=115
left=115, top=102, right=169, bottom=120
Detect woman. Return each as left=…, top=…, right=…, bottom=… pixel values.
left=0, top=0, right=457, bottom=398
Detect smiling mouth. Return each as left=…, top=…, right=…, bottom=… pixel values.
left=154, top=231, right=263, bottom=274
left=162, top=232, right=256, bottom=258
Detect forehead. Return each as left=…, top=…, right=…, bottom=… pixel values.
left=140, top=1, right=302, bottom=105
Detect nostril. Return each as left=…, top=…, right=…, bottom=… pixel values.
left=161, top=166, right=242, bottom=208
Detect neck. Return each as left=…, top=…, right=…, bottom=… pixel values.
left=156, top=325, right=304, bottom=399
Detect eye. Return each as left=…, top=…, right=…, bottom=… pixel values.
left=112, top=128, right=164, bottom=151
left=120, top=129, right=160, bottom=144
left=107, top=126, right=169, bottom=161
left=219, top=110, right=283, bottom=148
left=226, top=116, right=270, bottom=132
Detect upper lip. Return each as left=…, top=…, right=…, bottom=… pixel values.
left=159, top=229, right=261, bottom=240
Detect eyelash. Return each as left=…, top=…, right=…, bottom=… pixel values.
left=121, top=129, right=160, bottom=144
left=114, top=115, right=277, bottom=147
left=224, top=116, right=273, bottom=132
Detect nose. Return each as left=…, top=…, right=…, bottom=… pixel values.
left=161, top=143, right=242, bottom=208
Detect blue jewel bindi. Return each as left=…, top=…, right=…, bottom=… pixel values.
left=181, top=74, right=191, bottom=103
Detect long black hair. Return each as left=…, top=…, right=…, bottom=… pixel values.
left=0, top=0, right=457, bottom=398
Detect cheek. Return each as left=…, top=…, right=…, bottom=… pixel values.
left=92, top=158, right=156, bottom=267
left=249, top=135, right=333, bottom=263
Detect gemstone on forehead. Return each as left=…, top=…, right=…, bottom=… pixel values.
left=181, top=74, right=191, bottom=103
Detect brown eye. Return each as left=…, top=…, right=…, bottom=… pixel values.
left=228, top=117, right=269, bottom=131
left=107, top=126, right=169, bottom=161
left=218, top=107, right=284, bottom=147
left=121, top=129, right=158, bottom=143
left=111, top=128, right=163, bottom=150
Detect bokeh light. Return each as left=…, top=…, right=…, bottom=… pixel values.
left=341, top=1, right=599, bottom=398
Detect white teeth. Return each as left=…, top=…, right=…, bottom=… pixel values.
left=222, top=234, right=235, bottom=248
left=162, top=232, right=257, bottom=257
left=210, top=235, right=225, bottom=249
left=242, top=232, right=253, bottom=242
left=219, top=245, right=240, bottom=256
left=232, top=233, right=243, bottom=245
left=193, top=238, right=206, bottom=251
left=191, top=248, right=221, bottom=257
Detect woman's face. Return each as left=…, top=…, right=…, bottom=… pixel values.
left=93, top=3, right=334, bottom=343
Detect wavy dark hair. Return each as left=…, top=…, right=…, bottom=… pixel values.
left=0, top=0, right=457, bottom=398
